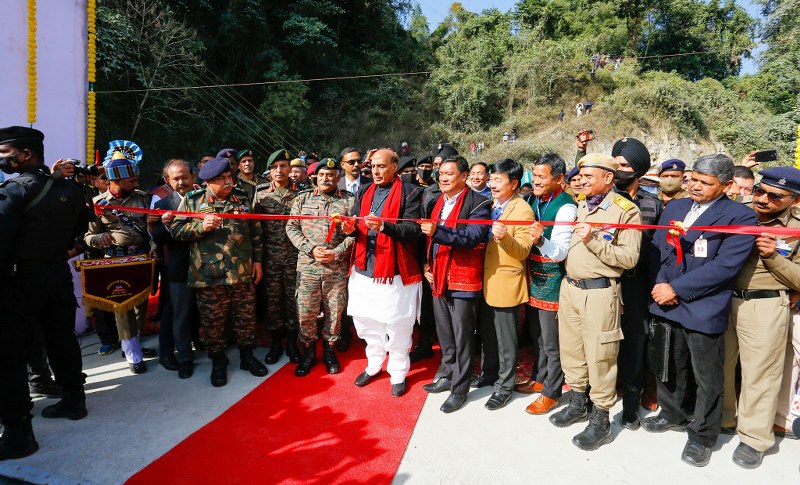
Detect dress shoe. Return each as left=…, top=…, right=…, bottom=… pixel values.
left=41, top=397, right=87, bottom=420
left=29, top=381, right=63, bottom=399
left=336, top=329, right=351, bottom=353
left=409, top=344, right=434, bottom=363
left=440, top=393, right=467, bottom=413
left=391, top=381, right=407, bottom=397
left=485, top=392, right=512, bottom=410
left=130, top=361, right=148, bottom=374
left=0, top=417, right=38, bottom=461
left=178, top=361, right=194, bottom=379
left=515, top=379, right=543, bottom=394
left=731, top=442, right=763, bottom=469
left=621, top=413, right=641, bottom=431
left=354, top=370, right=381, bottom=387
left=470, top=374, right=496, bottom=389
left=641, top=414, right=687, bottom=433
left=549, top=391, right=588, bottom=427
left=573, top=408, right=612, bottom=451
left=526, top=395, right=558, bottom=415
left=141, top=347, right=157, bottom=359
left=322, top=341, right=340, bottom=374
left=422, top=378, right=451, bottom=394
left=239, top=347, right=268, bottom=377
left=681, top=440, right=711, bottom=467
left=159, top=355, right=180, bottom=371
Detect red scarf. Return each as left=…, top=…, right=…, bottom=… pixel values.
left=352, top=176, right=421, bottom=285
left=428, top=190, right=468, bottom=298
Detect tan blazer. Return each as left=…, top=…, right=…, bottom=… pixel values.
left=483, top=194, right=535, bottom=307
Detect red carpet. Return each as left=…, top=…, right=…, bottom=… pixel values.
left=127, top=341, right=438, bottom=485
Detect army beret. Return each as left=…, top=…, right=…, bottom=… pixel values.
left=105, top=151, right=140, bottom=181
left=315, top=158, right=339, bottom=174
left=759, top=166, right=800, bottom=194
left=198, top=157, right=231, bottom=181
left=307, top=162, right=318, bottom=175
left=0, top=126, right=44, bottom=145
left=612, top=137, right=650, bottom=177
left=217, top=148, right=237, bottom=160
left=565, top=166, right=580, bottom=182
left=433, top=143, right=458, bottom=160
left=290, top=158, right=306, bottom=168
left=398, top=156, right=417, bottom=172
left=660, top=159, right=686, bottom=174
left=577, top=153, right=619, bottom=173
left=237, top=149, right=253, bottom=162
left=267, top=148, right=292, bottom=168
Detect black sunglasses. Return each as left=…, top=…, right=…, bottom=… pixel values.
left=753, top=184, right=795, bottom=204
left=342, top=158, right=360, bottom=165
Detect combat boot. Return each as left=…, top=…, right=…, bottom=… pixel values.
left=239, top=346, right=268, bottom=377
left=264, top=330, right=283, bottom=365
left=323, top=341, right=341, bottom=374
left=295, top=342, right=317, bottom=377
left=41, top=391, right=87, bottom=420
left=0, top=416, right=38, bottom=461
left=573, top=407, right=613, bottom=450
left=621, top=385, right=642, bottom=430
left=549, top=390, right=588, bottom=428
left=210, top=352, right=229, bottom=387
left=285, top=330, right=301, bottom=364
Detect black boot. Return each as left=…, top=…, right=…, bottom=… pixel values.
left=0, top=417, right=38, bottom=461
left=210, top=352, right=229, bottom=387
left=285, top=330, right=301, bottom=364
left=621, top=386, right=642, bottom=430
left=336, top=327, right=351, bottom=353
left=239, top=346, right=268, bottom=377
left=295, top=342, right=317, bottom=377
left=549, top=390, right=588, bottom=428
left=41, top=391, right=87, bottom=420
left=264, top=331, right=283, bottom=365
left=323, top=341, right=341, bottom=374
left=573, top=407, right=612, bottom=450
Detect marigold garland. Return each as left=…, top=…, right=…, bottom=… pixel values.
left=27, top=0, right=37, bottom=125
left=87, top=0, right=97, bottom=163
left=795, top=124, right=800, bottom=169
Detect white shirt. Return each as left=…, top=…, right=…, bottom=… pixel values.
left=537, top=203, right=578, bottom=262
left=438, top=189, right=465, bottom=224
left=346, top=176, right=361, bottom=195
left=683, top=196, right=722, bottom=227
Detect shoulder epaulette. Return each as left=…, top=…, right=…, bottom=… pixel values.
left=186, top=189, right=205, bottom=198
left=613, top=194, right=635, bottom=211
left=133, top=189, right=148, bottom=196
left=256, top=183, right=270, bottom=191
left=231, top=186, right=247, bottom=195
left=297, top=188, right=314, bottom=196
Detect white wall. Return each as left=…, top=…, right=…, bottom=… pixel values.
left=0, top=0, right=87, bottom=164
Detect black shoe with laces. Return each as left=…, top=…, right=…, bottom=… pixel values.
left=573, top=407, right=612, bottom=450
left=549, top=390, right=588, bottom=428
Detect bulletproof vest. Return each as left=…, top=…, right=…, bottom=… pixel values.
left=635, top=189, right=662, bottom=227
left=12, top=173, right=87, bottom=262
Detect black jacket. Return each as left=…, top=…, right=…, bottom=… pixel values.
left=151, top=191, right=191, bottom=283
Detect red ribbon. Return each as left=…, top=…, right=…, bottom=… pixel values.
left=666, top=220, right=688, bottom=266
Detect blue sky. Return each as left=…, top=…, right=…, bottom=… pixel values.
left=418, top=0, right=762, bottom=75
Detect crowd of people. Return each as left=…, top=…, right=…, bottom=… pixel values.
left=1, top=125, right=799, bottom=472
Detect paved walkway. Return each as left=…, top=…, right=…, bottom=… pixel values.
left=1, top=332, right=799, bottom=484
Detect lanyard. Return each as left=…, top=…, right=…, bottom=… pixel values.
left=535, top=191, right=556, bottom=221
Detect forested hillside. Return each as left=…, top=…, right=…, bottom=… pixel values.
left=94, top=0, right=799, bottom=179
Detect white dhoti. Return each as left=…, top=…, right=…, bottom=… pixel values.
left=347, top=270, right=421, bottom=384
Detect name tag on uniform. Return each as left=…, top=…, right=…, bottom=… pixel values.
left=694, top=237, right=708, bottom=258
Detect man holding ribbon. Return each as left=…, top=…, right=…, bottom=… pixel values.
left=643, top=154, right=757, bottom=467
left=342, top=148, right=424, bottom=398
left=84, top=142, right=155, bottom=374
left=721, top=167, right=800, bottom=469
left=286, top=158, right=355, bottom=377
left=419, top=156, right=491, bottom=413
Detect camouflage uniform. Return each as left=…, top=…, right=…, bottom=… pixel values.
left=170, top=186, right=263, bottom=354
left=84, top=189, right=154, bottom=342
left=286, top=187, right=355, bottom=345
left=254, top=181, right=300, bottom=331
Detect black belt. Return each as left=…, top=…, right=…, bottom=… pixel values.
left=732, top=289, right=782, bottom=300
left=566, top=276, right=616, bottom=290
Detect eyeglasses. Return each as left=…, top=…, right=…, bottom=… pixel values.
left=342, top=158, right=360, bottom=165
left=753, top=184, right=795, bottom=204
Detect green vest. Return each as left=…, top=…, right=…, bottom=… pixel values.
left=528, top=191, right=576, bottom=310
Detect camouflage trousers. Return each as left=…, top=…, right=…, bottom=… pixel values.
left=195, top=283, right=256, bottom=355
left=296, top=269, right=348, bottom=345
left=259, top=255, right=299, bottom=332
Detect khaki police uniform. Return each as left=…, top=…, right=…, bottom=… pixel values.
left=559, top=190, right=641, bottom=410
left=723, top=204, right=800, bottom=452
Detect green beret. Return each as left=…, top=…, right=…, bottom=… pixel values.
left=315, top=158, right=340, bottom=174
left=267, top=148, right=292, bottom=168
left=237, top=149, right=254, bottom=162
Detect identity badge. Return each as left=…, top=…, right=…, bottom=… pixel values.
left=694, top=237, right=708, bottom=258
